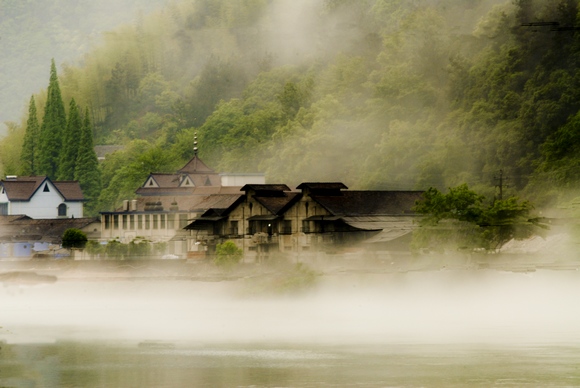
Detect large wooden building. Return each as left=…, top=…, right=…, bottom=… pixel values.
left=185, top=183, right=424, bottom=261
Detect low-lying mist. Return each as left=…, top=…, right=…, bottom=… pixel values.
left=2, top=267, right=580, bottom=346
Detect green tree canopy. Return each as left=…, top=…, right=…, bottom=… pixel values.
left=61, top=228, right=88, bottom=249
left=58, top=98, right=83, bottom=180
left=37, top=59, right=66, bottom=179
left=20, top=96, right=40, bottom=175
left=413, top=184, right=547, bottom=251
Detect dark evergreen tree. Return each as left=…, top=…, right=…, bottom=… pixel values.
left=57, top=98, right=83, bottom=180
left=75, top=108, right=101, bottom=215
left=37, top=59, right=66, bottom=179
left=20, top=95, right=40, bottom=175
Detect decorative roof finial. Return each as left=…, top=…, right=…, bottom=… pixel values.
left=194, top=133, right=198, bottom=156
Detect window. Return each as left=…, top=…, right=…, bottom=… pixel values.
left=57, top=203, right=67, bottom=217
left=230, top=221, right=238, bottom=235
left=113, top=215, right=119, bottom=229
left=160, top=214, right=166, bottom=229
left=104, top=215, right=110, bottom=230
left=130, top=215, right=135, bottom=230
left=282, top=220, right=292, bottom=234
left=167, top=214, right=175, bottom=229
left=145, top=215, right=150, bottom=230
left=153, top=214, right=158, bottom=229
left=302, top=220, right=310, bottom=233
left=137, top=215, right=143, bottom=230
left=43, top=183, right=50, bottom=192
left=0, top=203, right=8, bottom=216
left=122, top=215, right=128, bottom=230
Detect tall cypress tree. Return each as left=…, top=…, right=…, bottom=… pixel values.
left=57, top=98, right=82, bottom=180
left=37, top=59, right=66, bottom=179
left=20, top=95, right=40, bottom=175
left=75, top=108, right=101, bottom=215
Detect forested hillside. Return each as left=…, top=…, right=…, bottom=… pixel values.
left=2, top=0, right=580, bottom=213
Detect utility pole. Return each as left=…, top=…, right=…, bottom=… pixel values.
left=494, top=169, right=508, bottom=200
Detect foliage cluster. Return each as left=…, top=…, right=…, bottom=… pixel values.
left=413, top=184, right=548, bottom=252
left=214, top=240, right=244, bottom=268
left=61, top=228, right=88, bottom=249
left=4, top=0, right=580, bottom=211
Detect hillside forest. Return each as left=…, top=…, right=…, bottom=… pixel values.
left=2, top=0, right=580, bottom=215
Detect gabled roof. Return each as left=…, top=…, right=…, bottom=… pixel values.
left=310, top=191, right=424, bottom=216
left=253, top=192, right=301, bottom=215
left=178, top=155, right=216, bottom=174
left=1, top=176, right=84, bottom=202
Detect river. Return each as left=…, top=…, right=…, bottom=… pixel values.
left=1, top=265, right=580, bottom=387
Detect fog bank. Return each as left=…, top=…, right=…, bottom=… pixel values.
left=2, top=269, right=579, bottom=346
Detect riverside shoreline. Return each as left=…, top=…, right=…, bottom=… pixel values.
left=0, top=253, right=578, bottom=283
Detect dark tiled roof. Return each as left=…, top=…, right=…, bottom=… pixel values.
left=311, top=191, right=424, bottom=216
left=241, top=184, right=291, bottom=192
left=254, top=192, right=301, bottom=215
left=297, top=182, right=348, bottom=190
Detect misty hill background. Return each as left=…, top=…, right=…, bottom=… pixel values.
left=0, top=0, right=166, bottom=135
left=2, top=0, right=580, bottom=212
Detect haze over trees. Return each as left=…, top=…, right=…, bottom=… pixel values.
left=2, top=0, right=580, bottom=214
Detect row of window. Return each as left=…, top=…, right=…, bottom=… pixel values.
left=103, top=213, right=189, bottom=230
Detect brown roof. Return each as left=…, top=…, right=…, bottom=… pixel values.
left=178, top=155, right=216, bottom=174
left=311, top=191, right=424, bottom=216
left=53, top=181, right=85, bottom=201
left=149, top=173, right=181, bottom=188
left=193, top=194, right=245, bottom=213
left=106, top=187, right=244, bottom=214
left=1, top=176, right=84, bottom=201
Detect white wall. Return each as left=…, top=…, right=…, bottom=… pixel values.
left=8, top=181, right=83, bottom=219
left=220, top=174, right=265, bottom=186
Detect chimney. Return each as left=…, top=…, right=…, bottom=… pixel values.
left=130, top=199, right=138, bottom=211
left=123, top=200, right=129, bottom=211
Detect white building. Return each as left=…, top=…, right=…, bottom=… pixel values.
left=0, top=176, right=84, bottom=219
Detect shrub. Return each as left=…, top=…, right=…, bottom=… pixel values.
left=214, top=240, right=243, bottom=268
left=61, top=228, right=88, bottom=249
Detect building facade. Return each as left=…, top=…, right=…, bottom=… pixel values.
left=185, top=183, right=424, bottom=261
left=0, top=176, right=84, bottom=219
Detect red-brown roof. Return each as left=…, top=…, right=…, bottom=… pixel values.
left=178, top=155, right=216, bottom=174
left=1, top=176, right=84, bottom=201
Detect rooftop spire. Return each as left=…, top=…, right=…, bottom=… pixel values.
left=193, top=133, right=198, bottom=170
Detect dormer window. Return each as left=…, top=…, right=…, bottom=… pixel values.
left=181, top=176, right=194, bottom=187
